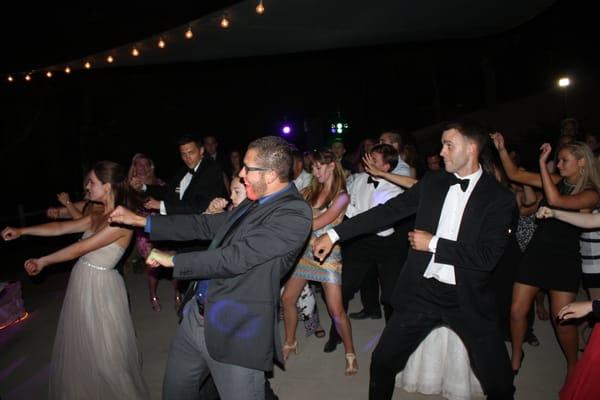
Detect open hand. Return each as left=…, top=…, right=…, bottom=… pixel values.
left=558, top=301, right=593, bottom=321
left=1, top=226, right=21, bottom=241
left=24, top=258, right=46, bottom=275
left=362, top=153, right=385, bottom=177
left=312, top=234, right=334, bottom=262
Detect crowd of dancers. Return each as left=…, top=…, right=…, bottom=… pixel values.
left=4, top=120, right=600, bottom=399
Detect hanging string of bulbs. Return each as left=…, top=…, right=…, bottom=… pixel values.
left=6, top=0, right=266, bottom=84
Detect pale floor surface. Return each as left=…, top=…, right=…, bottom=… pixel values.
left=0, top=270, right=568, bottom=399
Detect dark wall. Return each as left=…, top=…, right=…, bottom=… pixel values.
left=0, top=0, right=596, bottom=216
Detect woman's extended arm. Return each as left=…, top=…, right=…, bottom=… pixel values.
left=24, top=225, right=131, bottom=275
left=312, top=192, right=349, bottom=231
left=2, top=215, right=92, bottom=241
left=490, top=133, right=546, bottom=187
left=537, top=206, right=600, bottom=229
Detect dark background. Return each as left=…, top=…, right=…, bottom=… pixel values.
left=0, top=0, right=597, bottom=220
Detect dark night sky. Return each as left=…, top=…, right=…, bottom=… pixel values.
left=0, top=0, right=597, bottom=217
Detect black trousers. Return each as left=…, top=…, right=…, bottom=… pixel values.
left=329, top=229, right=409, bottom=341
left=369, top=278, right=514, bottom=400
left=358, top=264, right=381, bottom=315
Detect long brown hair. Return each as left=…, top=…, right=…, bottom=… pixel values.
left=302, top=148, right=347, bottom=209
left=94, top=161, right=142, bottom=210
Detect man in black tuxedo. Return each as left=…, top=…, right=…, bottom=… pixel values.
left=138, top=135, right=227, bottom=215
left=314, top=120, right=516, bottom=399
left=110, top=136, right=312, bottom=400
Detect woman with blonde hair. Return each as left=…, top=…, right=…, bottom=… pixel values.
left=492, top=133, right=600, bottom=377
left=281, top=148, right=358, bottom=375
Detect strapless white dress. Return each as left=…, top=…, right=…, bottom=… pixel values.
left=395, top=326, right=484, bottom=400
left=49, top=232, right=149, bottom=399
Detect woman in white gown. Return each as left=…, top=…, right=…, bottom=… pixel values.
left=2, top=161, right=149, bottom=400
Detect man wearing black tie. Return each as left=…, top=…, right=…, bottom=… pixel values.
left=110, top=136, right=312, bottom=400
left=314, top=120, right=516, bottom=399
left=137, top=135, right=227, bottom=215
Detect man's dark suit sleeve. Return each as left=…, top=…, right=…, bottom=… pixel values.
left=172, top=203, right=312, bottom=279
left=434, top=190, right=516, bottom=272
left=334, top=179, right=421, bottom=242
left=150, top=212, right=229, bottom=242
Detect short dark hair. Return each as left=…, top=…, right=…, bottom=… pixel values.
left=289, top=144, right=303, bottom=161
left=444, top=119, right=488, bottom=154
left=370, top=144, right=398, bottom=171
left=247, top=136, right=293, bottom=182
left=177, top=135, right=201, bottom=147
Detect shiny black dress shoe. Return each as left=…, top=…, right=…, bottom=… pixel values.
left=323, top=336, right=342, bottom=353
left=349, top=309, right=382, bottom=320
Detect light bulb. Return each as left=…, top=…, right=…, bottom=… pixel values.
left=65, top=66, right=71, bottom=74
left=46, top=71, right=53, bottom=78
left=7, top=75, right=14, bottom=82
left=185, top=27, right=193, bottom=39
left=158, top=38, right=166, bottom=48
left=132, top=47, right=140, bottom=57
left=558, top=77, right=570, bottom=88
left=220, top=16, right=230, bottom=29
left=107, top=55, right=114, bottom=63
left=25, top=74, right=31, bottom=81
left=256, top=1, right=265, bottom=15
left=84, top=61, right=91, bottom=69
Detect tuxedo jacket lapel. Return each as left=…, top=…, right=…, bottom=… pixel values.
left=456, top=173, right=490, bottom=240
left=424, top=174, right=455, bottom=235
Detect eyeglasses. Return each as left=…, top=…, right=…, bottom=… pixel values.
left=241, top=163, right=270, bottom=172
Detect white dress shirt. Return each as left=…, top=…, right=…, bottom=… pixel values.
left=423, top=166, right=483, bottom=285
left=392, top=156, right=411, bottom=177
left=293, top=170, right=312, bottom=191
left=159, top=161, right=202, bottom=215
left=346, top=173, right=404, bottom=237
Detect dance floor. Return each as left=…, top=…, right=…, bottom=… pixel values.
left=0, top=264, right=568, bottom=399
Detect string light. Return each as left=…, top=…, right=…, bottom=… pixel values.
left=9, top=3, right=278, bottom=83
left=256, top=0, right=265, bottom=15
left=220, top=16, right=230, bottom=29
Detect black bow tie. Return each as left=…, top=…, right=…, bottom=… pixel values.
left=450, top=175, right=470, bottom=192
left=187, top=168, right=196, bottom=176
left=367, top=176, right=379, bottom=188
